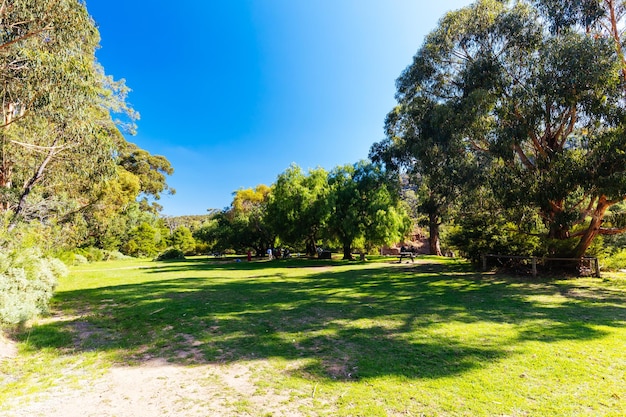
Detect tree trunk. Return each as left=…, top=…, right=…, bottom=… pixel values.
left=574, top=196, right=611, bottom=258
left=342, top=242, right=353, bottom=260
left=428, top=213, right=443, bottom=256
left=9, top=144, right=57, bottom=230
left=305, top=236, right=318, bottom=257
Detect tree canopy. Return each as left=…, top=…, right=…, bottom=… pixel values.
left=373, top=0, right=626, bottom=258
left=327, top=161, right=410, bottom=260
left=266, top=164, right=330, bottom=256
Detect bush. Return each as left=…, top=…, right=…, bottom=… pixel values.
left=194, top=242, right=210, bottom=255
left=77, top=247, right=105, bottom=262
left=0, top=248, right=68, bottom=327
left=72, top=254, right=89, bottom=265
left=600, top=249, right=626, bottom=271
left=54, top=250, right=78, bottom=266
left=156, top=248, right=185, bottom=261
left=448, top=215, right=541, bottom=264
left=103, top=250, right=130, bottom=261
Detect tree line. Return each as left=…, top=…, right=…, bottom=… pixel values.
left=191, top=162, right=410, bottom=260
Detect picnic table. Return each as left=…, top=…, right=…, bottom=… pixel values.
left=399, top=252, right=415, bottom=263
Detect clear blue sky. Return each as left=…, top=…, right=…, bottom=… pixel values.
left=86, top=0, right=473, bottom=216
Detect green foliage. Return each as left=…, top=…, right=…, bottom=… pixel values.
left=0, top=1, right=173, bottom=258
left=122, top=222, right=164, bottom=258
left=72, top=254, right=89, bottom=265
left=266, top=164, right=330, bottom=256
left=448, top=214, right=542, bottom=264
left=373, top=0, right=626, bottom=258
left=76, top=247, right=105, bottom=262
left=0, top=248, right=67, bottom=326
left=192, top=218, right=220, bottom=252
left=206, top=185, right=274, bottom=255
left=0, top=219, right=68, bottom=327
left=117, top=142, right=175, bottom=208
left=600, top=248, right=626, bottom=271
left=168, top=226, right=195, bottom=254
left=0, top=0, right=140, bottom=225
left=326, top=161, right=410, bottom=259
left=155, top=248, right=185, bottom=261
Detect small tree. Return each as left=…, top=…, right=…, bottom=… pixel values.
left=170, top=226, right=196, bottom=254
left=123, top=222, right=164, bottom=258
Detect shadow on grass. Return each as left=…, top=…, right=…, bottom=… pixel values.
left=17, top=258, right=626, bottom=381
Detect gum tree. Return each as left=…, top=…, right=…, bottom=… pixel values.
left=0, top=0, right=137, bottom=227
left=383, top=0, right=626, bottom=257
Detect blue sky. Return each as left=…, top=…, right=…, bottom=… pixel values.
left=86, top=1, right=473, bottom=216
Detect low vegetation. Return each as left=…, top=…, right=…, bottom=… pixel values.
left=1, top=257, right=624, bottom=416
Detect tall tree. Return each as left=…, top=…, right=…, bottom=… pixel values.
left=385, top=0, right=626, bottom=258
left=326, top=161, right=410, bottom=260
left=372, top=99, right=479, bottom=256
left=0, top=0, right=137, bottom=227
left=266, top=164, right=330, bottom=256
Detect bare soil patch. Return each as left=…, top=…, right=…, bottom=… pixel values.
left=0, top=334, right=17, bottom=359
left=2, top=359, right=310, bottom=417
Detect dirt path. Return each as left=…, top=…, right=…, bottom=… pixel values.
left=2, top=357, right=309, bottom=417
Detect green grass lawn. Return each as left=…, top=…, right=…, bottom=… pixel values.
left=2, top=256, right=625, bottom=416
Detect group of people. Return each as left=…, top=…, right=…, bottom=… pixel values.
left=266, top=247, right=291, bottom=260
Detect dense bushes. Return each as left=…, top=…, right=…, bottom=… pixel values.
left=601, top=249, right=626, bottom=271
left=156, top=248, right=185, bottom=260
left=448, top=214, right=541, bottom=264
left=0, top=248, right=67, bottom=326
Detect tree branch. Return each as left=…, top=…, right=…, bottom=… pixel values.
left=8, top=139, right=59, bottom=230
left=513, top=144, right=535, bottom=170
left=9, top=138, right=68, bottom=152
left=0, top=25, right=54, bottom=51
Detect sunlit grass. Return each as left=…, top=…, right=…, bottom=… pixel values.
left=1, top=256, right=625, bottom=416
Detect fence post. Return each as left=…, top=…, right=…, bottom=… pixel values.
left=594, top=258, right=601, bottom=278
left=482, top=254, right=487, bottom=271
left=532, top=257, right=537, bottom=278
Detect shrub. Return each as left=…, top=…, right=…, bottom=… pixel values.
left=54, top=250, right=78, bottom=266
left=0, top=248, right=68, bottom=327
left=156, top=248, right=185, bottom=261
left=72, top=254, right=89, bottom=265
left=600, top=249, right=626, bottom=271
left=448, top=215, right=541, bottom=264
left=78, top=247, right=105, bottom=262
left=103, top=250, right=130, bottom=261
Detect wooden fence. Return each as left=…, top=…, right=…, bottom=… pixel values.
left=481, top=254, right=600, bottom=278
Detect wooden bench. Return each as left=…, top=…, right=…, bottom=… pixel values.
left=399, top=252, right=415, bottom=263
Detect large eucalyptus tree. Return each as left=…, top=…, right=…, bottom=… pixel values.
left=0, top=0, right=137, bottom=227
left=376, top=0, right=626, bottom=258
